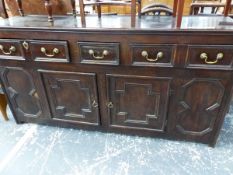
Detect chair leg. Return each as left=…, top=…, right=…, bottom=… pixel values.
left=79, top=0, right=86, bottom=26
left=0, top=0, right=8, bottom=18
left=16, top=0, right=24, bottom=16
left=70, top=0, right=76, bottom=17
left=200, top=7, right=204, bottom=13
left=193, top=7, right=199, bottom=15
left=45, top=0, right=53, bottom=22
left=138, top=0, right=141, bottom=18
left=0, top=94, right=8, bottom=121
left=96, top=4, right=101, bottom=18
left=224, top=0, right=232, bottom=16
left=176, top=0, right=184, bottom=28
left=173, top=0, right=178, bottom=17
left=131, top=0, right=136, bottom=27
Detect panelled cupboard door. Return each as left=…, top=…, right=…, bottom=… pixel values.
left=168, top=78, right=227, bottom=141
left=106, top=74, right=171, bottom=132
left=0, top=67, right=45, bottom=122
left=40, top=70, right=100, bottom=125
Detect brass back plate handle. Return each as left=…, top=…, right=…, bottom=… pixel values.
left=141, top=50, right=163, bottom=62
left=41, top=47, right=59, bottom=57
left=200, top=52, right=224, bottom=64
left=0, top=45, right=16, bottom=55
left=88, top=49, right=109, bottom=60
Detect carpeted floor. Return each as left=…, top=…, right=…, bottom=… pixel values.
left=0, top=102, right=233, bottom=175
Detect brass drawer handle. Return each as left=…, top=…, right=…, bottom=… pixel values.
left=41, top=47, right=59, bottom=57
left=141, top=51, right=163, bottom=62
left=88, top=49, right=109, bottom=60
left=0, top=45, right=16, bottom=55
left=106, top=102, right=114, bottom=108
left=200, top=52, right=224, bottom=64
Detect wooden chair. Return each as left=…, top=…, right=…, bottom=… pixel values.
left=0, top=84, right=8, bottom=121
left=141, top=3, right=173, bottom=16
left=78, top=0, right=141, bottom=26
left=190, top=0, right=222, bottom=15
left=84, top=0, right=142, bottom=18
left=14, top=0, right=77, bottom=22
left=78, top=0, right=185, bottom=28
left=190, top=0, right=233, bottom=16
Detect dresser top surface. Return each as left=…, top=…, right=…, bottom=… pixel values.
left=0, top=15, right=233, bottom=32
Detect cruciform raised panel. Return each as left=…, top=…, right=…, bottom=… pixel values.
left=107, top=74, right=171, bottom=132
left=49, top=78, right=91, bottom=118
left=116, top=83, right=160, bottom=124
left=41, top=70, right=100, bottom=125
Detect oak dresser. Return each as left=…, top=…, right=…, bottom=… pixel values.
left=0, top=15, right=233, bottom=146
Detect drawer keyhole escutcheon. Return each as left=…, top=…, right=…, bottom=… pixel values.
left=88, top=49, right=109, bottom=60
left=0, top=45, right=16, bottom=55
left=200, top=52, right=224, bottom=64
left=141, top=50, right=163, bottom=62
left=41, top=47, right=59, bottom=57
left=92, top=100, right=98, bottom=108
left=106, top=102, right=114, bottom=108
left=32, top=92, right=39, bottom=99
left=22, top=41, right=29, bottom=50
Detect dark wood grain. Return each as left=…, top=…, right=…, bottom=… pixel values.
left=0, top=67, right=46, bottom=122
left=78, top=42, right=119, bottom=65
left=2, top=15, right=232, bottom=31
left=29, top=40, right=70, bottom=63
left=40, top=70, right=100, bottom=125
left=106, top=74, right=171, bottom=132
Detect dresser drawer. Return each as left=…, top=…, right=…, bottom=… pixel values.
left=130, top=44, right=175, bottom=67
left=0, top=39, right=24, bottom=60
left=29, top=40, right=70, bottom=63
left=78, top=42, right=119, bottom=65
left=185, top=45, right=233, bottom=69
